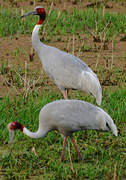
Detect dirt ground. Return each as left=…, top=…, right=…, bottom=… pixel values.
left=0, top=0, right=126, bottom=97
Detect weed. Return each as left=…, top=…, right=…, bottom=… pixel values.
left=0, top=60, right=9, bottom=75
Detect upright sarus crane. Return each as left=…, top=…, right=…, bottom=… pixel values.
left=8, top=100, right=117, bottom=161
left=21, top=6, right=102, bottom=105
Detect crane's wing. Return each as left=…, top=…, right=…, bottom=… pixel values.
left=39, top=45, right=102, bottom=105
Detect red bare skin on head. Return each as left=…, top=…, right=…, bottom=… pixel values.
left=10, top=122, right=24, bottom=132
left=37, top=19, right=44, bottom=25
left=36, top=8, right=46, bottom=25
left=37, top=8, right=45, bottom=15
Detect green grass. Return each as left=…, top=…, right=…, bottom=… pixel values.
left=1, top=7, right=126, bottom=39
left=0, top=89, right=126, bottom=179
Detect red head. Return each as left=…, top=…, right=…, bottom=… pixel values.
left=9, top=121, right=24, bottom=132
left=20, top=6, right=46, bottom=25
left=34, top=6, right=46, bottom=24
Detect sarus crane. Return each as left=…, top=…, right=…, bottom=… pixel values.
left=20, top=6, right=102, bottom=105
left=8, top=99, right=117, bottom=161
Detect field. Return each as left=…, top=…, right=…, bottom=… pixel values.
left=0, top=0, right=126, bottom=179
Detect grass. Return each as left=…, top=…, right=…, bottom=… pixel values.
left=1, top=7, right=126, bottom=39
left=0, top=89, right=126, bottom=179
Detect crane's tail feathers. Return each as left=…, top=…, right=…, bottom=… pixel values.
left=96, top=92, right=102, bottom=106
left=105, top=113, right=118, bottom=136
left=81, top=71, right=102, bottom=105
left=112, top=124, right=118, bottom=136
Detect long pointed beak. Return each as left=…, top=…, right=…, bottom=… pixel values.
left=20, top=10, right=36, bottom=18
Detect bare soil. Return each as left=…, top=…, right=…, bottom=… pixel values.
left=0, top=0, right=126, bottom=97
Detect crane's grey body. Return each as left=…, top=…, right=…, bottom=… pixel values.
left=32, top=25, right=102, bottom=105
left=23, top=99, right=117, bottom=139
left=8, top=99, right=117, bottom=160
left=39, top=45, right=95, bottom=90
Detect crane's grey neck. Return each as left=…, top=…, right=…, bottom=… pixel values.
left=32, top=25, right=44, bottom=52
left=23, top=127, right=47, bottom=139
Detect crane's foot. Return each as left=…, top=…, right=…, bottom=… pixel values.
left=70, top=136, right=82, bottom=160
left=60, top=137, right=67, bottom=161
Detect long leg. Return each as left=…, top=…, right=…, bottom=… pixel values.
left=70, top=136, right=82, bottom=160
left=61, top=90, right=68, bottom=99
left=61, top=137, right=67, bottom=161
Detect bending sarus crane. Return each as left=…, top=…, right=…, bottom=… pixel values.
left=21, top=6, right=102, bottom=105
left=8, top=100, right=117, bottom=161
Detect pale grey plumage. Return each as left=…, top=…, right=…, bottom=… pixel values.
left=31, top=14, right=102, bottom=105
left=21, top=7, right=102, bottom=105
left=21, top=100, right=117, bottom=139
left=36, top=100, right=117, bottom=137
left=8, top=99, right=117, bottom=160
